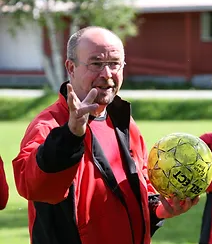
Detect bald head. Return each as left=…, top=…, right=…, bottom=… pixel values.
left=67, top=26, right=124, bottom=61
left=65, top=26, right=125, bottom=106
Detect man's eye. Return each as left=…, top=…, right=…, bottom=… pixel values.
left=90, top=62, right=102, bottom=67
left=109, top=62, right=120, bottom=68
left=111, top=62, right=119, bottom=66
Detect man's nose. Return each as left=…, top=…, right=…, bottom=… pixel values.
left=100, top=65, right=112, bottom=79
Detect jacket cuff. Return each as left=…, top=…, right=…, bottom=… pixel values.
left=148, top=193, right=165, bottom=236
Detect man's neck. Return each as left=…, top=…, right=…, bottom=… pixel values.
left=90, top=105, right=107, bottom=118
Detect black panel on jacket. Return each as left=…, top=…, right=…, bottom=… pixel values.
left=32, top=184, right=81, bottom=244
left=107, top=96, right=163, bottom=237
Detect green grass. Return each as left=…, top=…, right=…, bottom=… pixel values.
left=0, top=120, right=212, bottom=244
left=2, top=95, right=212, bottom=121
left=0, top=121, right=29, bottom=244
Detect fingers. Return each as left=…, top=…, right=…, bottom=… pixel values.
left=173, top=196, right=185, bottom=211
left=159, top=195, right=174, bottom=215
left=192, top=196, right=200, bottom=206
left=83, top=88, right=98, bottom=105
left=76, top=104, right=99, bottom=118
left=67, top=84, right=98, bottom=114
left=157, top=194, right=201, bottom=219
left=67, top=83, right=79, bottom=111
left=66, top=83, right=99, bottom=137
left=179, top=196, right=200, bottom=212
left=67, top=83, right=73, bottom=93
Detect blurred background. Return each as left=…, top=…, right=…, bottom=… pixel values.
left=0, top=0, right=212, bottom=243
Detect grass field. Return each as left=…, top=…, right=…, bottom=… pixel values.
left=0, top=120, right=212, bottom=244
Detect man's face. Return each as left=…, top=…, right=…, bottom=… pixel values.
left=66, top=29, right=125, bottom=105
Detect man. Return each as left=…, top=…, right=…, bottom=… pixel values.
left=0, top=156, right=9, bottom=210
left=198, top=133, right=212, bottom=244
left=12, top=26, right=199, bottom=244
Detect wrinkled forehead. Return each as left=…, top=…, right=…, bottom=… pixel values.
left=77, top=30, right=125, bottom=61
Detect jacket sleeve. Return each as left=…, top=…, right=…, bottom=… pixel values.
left=0, top=156, right=9, bottom=210
left=199, top=133, right=212, bottom=192
left=12, top=121, right=84, bottom=204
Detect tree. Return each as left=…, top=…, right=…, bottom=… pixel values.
left=0, top=0, right=138, bottom=92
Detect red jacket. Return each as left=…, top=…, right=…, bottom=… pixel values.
left=0, top=156, right=9, bottom=209
left=12, top=82, right=162, bottom=244
left=200, top=133, right=212, bottom=192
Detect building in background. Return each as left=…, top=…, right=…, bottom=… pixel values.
left=125, top=0, right=212, bottom=87
left=0, top=0, right=212, bottom=88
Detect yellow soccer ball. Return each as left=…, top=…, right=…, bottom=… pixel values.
left=147, top=132, right=212, bottom=199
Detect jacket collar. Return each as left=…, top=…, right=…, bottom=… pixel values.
left=58, top=81, right=69, bottom=112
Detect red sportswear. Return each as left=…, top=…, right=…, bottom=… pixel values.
left=12, top=82, right=163, bottom=244
left=0, top=156, right=9, bottom=209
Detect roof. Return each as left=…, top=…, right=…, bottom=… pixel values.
left=135, top=0, right=212, bottom=13
left=1, top=0, right=212, bottom=14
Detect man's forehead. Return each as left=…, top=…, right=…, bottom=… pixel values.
left=77, top=38, right=124, bottom=60
left=87, top=51, right=122, bottom=60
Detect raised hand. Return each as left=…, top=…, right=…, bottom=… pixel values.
left=156, top=195, right=200, bottom=219
left=67, top=83, right=99, bottom=136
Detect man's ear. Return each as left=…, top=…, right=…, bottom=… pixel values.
left=65, top=59, right=75, bottom=77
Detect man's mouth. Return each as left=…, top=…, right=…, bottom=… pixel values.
left=96, top=86, right=114, bottom=90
